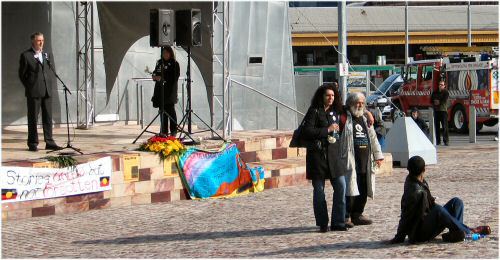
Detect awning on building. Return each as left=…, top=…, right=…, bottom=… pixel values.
left=292, top=30, right=499, bottom=46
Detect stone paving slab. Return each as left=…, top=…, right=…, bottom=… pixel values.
left=1, top=141, right=498, bottom=258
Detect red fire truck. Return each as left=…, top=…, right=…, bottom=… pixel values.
left=391, top=57, right=498, bottom=133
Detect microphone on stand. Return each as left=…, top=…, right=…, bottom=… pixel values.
left=44, top=53, right=72, bottom=95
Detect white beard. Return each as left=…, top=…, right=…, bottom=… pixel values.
left=350, top=106, right=364, bottom=118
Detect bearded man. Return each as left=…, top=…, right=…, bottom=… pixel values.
left=340, top=92, right=384, bottom=227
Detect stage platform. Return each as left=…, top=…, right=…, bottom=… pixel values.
left=1, top=123, right=392, bottom=221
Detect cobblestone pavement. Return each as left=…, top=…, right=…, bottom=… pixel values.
left=2, top=141, right=498, bottom=258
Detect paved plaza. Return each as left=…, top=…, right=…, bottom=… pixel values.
left=1, top=135, right=499, bottom=258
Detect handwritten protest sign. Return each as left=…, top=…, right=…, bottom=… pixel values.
left=1, top=157, right=112, bottom=203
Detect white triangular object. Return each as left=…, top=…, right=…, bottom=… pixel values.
left=384, top=117, right=437, bottom=167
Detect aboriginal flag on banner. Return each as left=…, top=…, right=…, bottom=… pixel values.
left=1, top=189, right=18, bottom=200
left=100, top=177, right=110, bottom=187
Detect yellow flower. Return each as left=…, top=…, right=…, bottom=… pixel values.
left=174, top=140, right=184, bottom=150
left=150, top=142, right=164, bottom=153
left=167, top=140, right=179, bottom=151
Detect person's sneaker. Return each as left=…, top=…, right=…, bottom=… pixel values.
left=28, top=146, right=38, bottom=152
left=352, top=215, right=373, bottom=225
left=319, top=225, right=328, bottom=233
left=442, top=230, right=466, bottom=242
left=331, top=225, right=348, bottom=231
left=345, top=218, right=354, bottom=228
left=471, top=226, right=491, bottom=235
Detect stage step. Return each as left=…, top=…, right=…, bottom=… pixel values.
left=247, top=152, right=392, bottom=190
left=247, top=157, right=308, bottom=189
left=1, top=129, right=392, bottom=221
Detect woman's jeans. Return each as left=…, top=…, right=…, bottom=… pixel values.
left=417, top=197, right=471, bottom=242
left=312, top=176, right=346, bottom=228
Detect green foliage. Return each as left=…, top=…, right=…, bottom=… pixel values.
left=45, top=155, right=77, bottom=168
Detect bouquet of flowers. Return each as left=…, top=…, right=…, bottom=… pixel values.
left=139, top=135, right=186, bottom=159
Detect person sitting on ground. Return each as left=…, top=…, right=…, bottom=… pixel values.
left=390, top=156, right=491, bottom=244
left=410, top=107, right=429, bottom=137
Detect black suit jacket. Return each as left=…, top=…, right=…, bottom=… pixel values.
left=18, top=48, right=53, bottom=98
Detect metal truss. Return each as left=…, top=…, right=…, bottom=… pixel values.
left=76, top=1, right=95, bottom=129
left=212, top=1, right=231, bottom=139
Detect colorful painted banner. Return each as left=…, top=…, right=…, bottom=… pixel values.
left=177, top=143, right=265, bottom=199
left=0, top=157, right=112, bottom=203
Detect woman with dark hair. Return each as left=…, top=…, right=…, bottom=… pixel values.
left=151, top=46, right=180, bottom=136
left=302, top=83, right=348, bottom=232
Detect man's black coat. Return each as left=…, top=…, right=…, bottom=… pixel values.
left=18, top=48, right=53, bottom=98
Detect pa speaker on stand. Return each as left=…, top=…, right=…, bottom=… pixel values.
left=175, top=9, right=224, bottom=145
left=175, top=9, right=202, bottom=47
left=150, top=9, right=175, bottom=47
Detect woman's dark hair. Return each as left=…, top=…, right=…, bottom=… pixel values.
left=310, top=83, right=343, bottom=112
left=407, top=156, right=426, bottom=177
left=162, top=46, right=176, bottom=60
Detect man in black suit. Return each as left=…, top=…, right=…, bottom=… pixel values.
left=18, top=32, right=61, bottom=152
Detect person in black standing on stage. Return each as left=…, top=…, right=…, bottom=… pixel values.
left=18, top=32, right=61, bottom=152
left=302, top=83, right=348, bottom=232
left=431, top=80, right=450, bottom=145
left=151, top=46, right=180, bottom=136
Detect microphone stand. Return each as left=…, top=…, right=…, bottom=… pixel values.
left=176, top=46, right=224, bottom=144
left=133, top=46, right=197, bottom=144
left=46, top=58, right=83, bottom=155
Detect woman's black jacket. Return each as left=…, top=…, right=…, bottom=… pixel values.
left=151, top=58, right=180, bottom=107
left=301, top=106, right=344, bottom=180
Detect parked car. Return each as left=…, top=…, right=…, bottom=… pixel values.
left=366, top=74, right=404, bottom=121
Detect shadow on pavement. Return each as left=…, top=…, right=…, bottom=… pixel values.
left=250, top=240, right=421, bottom=257
left=72, top=226, right=318, bottom=245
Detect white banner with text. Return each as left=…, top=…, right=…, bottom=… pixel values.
left=1, top=157, right=112, bottom=203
